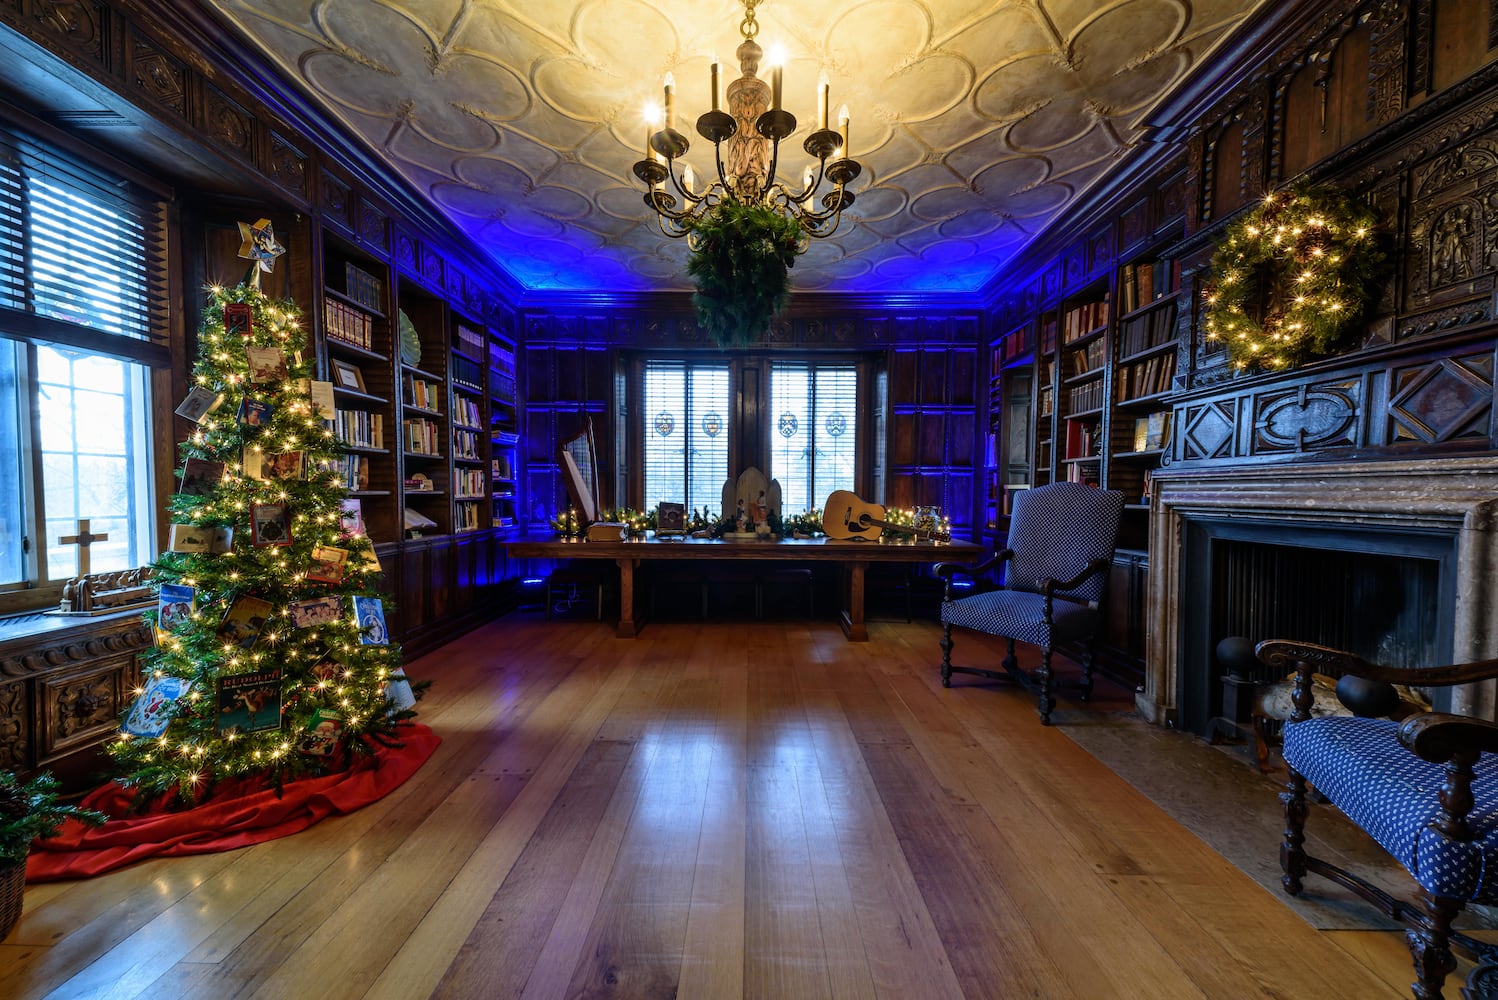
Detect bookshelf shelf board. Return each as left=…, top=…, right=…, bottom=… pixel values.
left=1115, top=449, right=1168, bottom=460
left=1117, top=341, right=1179, bottom=366
left=1061, top=455, right=1102, bottom=465
left=453, top=456, right=483, bottom=466
left=327, top=340, right=389, bottom=363
left=1062, top=369, right=1104, bottom=387
left=1116, top=291, right=1182, bottom=325
left=450, top=346, right=483, bottom=364
left=1064, top=405, right=1104, bottom=420
left=404, top=451, right=444, bottom=460
left=451, top=421, right=482, bottom=433
left=405, top=490, right=448, bottom=498
left=349, top=489, right=393, bottom=498
left=403, top=403, right=442, bottom=417
left=332, top=386, right=387, bottom=404
left=1116, top=389, right=1174, bottom=409
left=453, top=493, right=485, bottom=501
left=342, top=444, right=390, bottom=456
left=402, top=363, right=446, bottom=382
left=323, top=286, right=387, bottom=319
left=1062, top=326, right=1107, bottom=348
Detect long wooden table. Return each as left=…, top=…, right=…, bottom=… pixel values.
left=504, top=532, right=985, bottom=641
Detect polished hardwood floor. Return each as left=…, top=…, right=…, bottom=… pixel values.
left=0, top=616, right=1439, bottom=998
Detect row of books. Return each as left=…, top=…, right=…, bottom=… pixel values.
left=1065, top=379, right=1105, bottom=414
left=452, top=354, right=484, bottom=391
left=404, top=375, right=442, bottom=412
left=403, top=417, right=441, bottom=456
left=452, top=396, right=482, bottom=428
left=491, top=454, right=514, bottom=480
left=336, top=409, right=384, bottom=449
left=1063, top=418, right=1103, bottom=460
left=326, top=300, right=375, bottom=349
left=1061, top=298, right=1110, bottom=344
left=344, top=262, right=383, bottom=311
left=453, top=429, right=480, bottom=461
left=491, top=369, right=516, bottom=404
left=488, top=342, right=515, bottom=377
left=332, top=454, right=372, bottom=491
left=1117, top=259, right=1180, bottom=314
left=1118, top=353, right=1175, bottom=401
left=453, top=468, right=486, bottom=498
left=1118, top=301, right=1179, bottom=358
left=455, top=502, right=484, bottom=532
left=1067, top=337, right=1108, bottom=376
left=1038, top=384, right=1054, bottom=417
left=455, top=323, right=485, bottom=358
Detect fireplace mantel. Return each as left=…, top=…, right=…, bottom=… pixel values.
left=1143, top=456, right=1498, bottom=726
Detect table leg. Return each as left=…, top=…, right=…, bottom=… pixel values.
left=839, top=562, right=869, bottom=641
left=615, top=557, right=640, bottom=637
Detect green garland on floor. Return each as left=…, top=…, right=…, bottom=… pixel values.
left=686, top=201, right=804, bottom=348
left=1203, top=186, right=1386, bottom=371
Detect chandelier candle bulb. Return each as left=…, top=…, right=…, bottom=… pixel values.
left=664, top=73, right=675, bottom=128
left=838, top=104, right=850, bottom=153
left=771, top=53, right=783, bottom=111
left=683, top=164, right=696, bottom=195
left=710, top=55, right=720, bottom=111
left=818, top=72, right=829, bottom=129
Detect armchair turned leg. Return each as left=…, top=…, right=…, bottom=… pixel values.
left=1280, top=768, right=1308, bottom=896
left=940, top=622, right=954, bottom=688
left=1080, top=640, right=1096, bottom=703
left=1408, top=891, right=1461, bottom=1000
left=1036, top=647, right=1055, bottom=725
left=1003, top=637, right=1018, bottom=674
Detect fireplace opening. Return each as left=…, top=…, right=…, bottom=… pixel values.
left=1177, top=516, right=1458, bottom=735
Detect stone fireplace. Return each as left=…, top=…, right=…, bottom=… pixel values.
left=1142, top=457, right=1498, bottom=731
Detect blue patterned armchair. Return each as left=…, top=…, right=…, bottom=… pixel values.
left=935, top=481, right=1123, bottom=725
left=1260, top=639, right=1498, bottom=1000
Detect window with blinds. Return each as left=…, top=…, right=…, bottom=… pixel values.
left=0, top=127, right=169, bottom=363
left=770, top=362, right=858, bottom=514
left=642, top=361, right=730, bottom=516
left=0, top=121, right=167, bottom=604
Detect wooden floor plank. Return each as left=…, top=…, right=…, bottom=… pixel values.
left=0, top=619, right=1436, bottom=1000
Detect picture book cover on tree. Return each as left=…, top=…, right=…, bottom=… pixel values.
left=306, top=546, right=348, bottom=584
left=288, top=595, right=343, bottom=628
left=216, top=595, right=273, bottom=649
left=238, top=398, right=273, bottom=426
left=216, top=668, right=283, bottom=736
left=353, top=595, right=388, bottom=646
left=155, top=583, right=194, bottom=643
left=250, top=502, right=292, bottom=546
left=121, top=675, right=195, bottom=738
left=174, top=386, right=224, bottom=423
left=304, top=709, right=343, bottom=756
left=178, top=458, right=224, bottom=497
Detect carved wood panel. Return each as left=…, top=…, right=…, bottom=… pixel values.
left=1250, top=380, right=1363, bottom=456
left=1385, top=352, right=1494, bottom=443
left=39, top=657, right=131, bottom=761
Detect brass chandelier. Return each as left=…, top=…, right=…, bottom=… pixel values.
left=632, top=0, right=862, bottom=249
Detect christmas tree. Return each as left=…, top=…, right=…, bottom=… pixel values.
left=109, top=221, right=420, bottom=803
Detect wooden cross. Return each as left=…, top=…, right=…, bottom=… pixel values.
left=58, top=519, right=109, bottom=577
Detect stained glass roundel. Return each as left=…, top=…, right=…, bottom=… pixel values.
left=778, top=413, right=799, bottom=437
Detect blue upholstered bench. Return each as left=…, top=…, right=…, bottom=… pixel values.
left=1262, top=639, right=1498, bottom=1000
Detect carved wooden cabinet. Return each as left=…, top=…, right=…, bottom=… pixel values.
left=0, top=611, right=150, bottom=787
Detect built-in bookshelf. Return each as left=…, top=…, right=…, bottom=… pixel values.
left=1057, top=283, right=1109, bottom=487
left=397, top=289, right=450, bottom=536
left=488, top=331, right=519, bottom=529
left=450, top=319, right=489, bottom=534
left=322, top=238, right=396, bottom=543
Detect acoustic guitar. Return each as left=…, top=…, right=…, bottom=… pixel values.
left=822, top=490, right=950, bottom=542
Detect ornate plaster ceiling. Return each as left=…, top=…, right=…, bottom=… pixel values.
left=205, top=0, right=1265, bottom=299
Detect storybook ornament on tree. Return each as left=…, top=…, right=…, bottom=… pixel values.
left=110, top=219, right=427, bottom=805
left=1202, top=186, right=1386, bottom=372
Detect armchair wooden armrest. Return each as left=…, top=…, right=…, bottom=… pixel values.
left=935, top=550, right=1012, bottom=600
left=1399, top=713, right=1498, bottom=763
left=1039, top=557, right=1109, bottom=609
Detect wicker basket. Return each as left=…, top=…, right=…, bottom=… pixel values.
left=0, top=860, right=24, bottom=941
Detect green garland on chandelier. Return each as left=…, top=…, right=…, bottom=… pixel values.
left=1203, top=186, right=1386, bottom=371
left=686, top=201, right=804, bottom=349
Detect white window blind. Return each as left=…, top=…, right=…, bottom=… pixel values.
left=771, top=362, right=858, bottom=513
left=0, top=127, right=169, bottom=364
left=642, top=361, right=729, bottom=516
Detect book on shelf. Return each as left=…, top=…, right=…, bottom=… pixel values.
left=1118, top=259, right=1178, bottom=313
left=335, top=409, right=384, bottom=449
left=1066, top=461, right=1102, bottom=486
left=325, top=299, right=373, bottom=349
left=455, top=323, right=484, bottom=357
left=1061, top=298, right=1110, bottom=343
left=343, top=262, right=383, bottom=311
left=1065, top=379, right=1104, bottom=413
left=1119, top=300, right=1179, bottom=357
left=452, top=396, right=482, bottom=427
left=451, top=354, right=483, bottom=390
left=404, top=374, right=441, bottom=411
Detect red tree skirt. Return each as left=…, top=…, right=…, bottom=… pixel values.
left=26, top=723, right=441, bottom=882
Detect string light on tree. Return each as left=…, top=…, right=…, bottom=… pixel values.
left=1202, top=186, right=1385, bottom=371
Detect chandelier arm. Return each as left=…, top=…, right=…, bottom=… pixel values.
left=762, top=135, right=784, bottom=205
left=663, top=158, right=703, bottom=208
left=710, top=140, right=734, bottom=195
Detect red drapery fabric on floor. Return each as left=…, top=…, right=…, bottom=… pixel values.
left=26, top=723, right=441, bottom=882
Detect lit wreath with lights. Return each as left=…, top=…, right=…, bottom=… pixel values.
left=1203, top=186, right=1385, bottom=371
